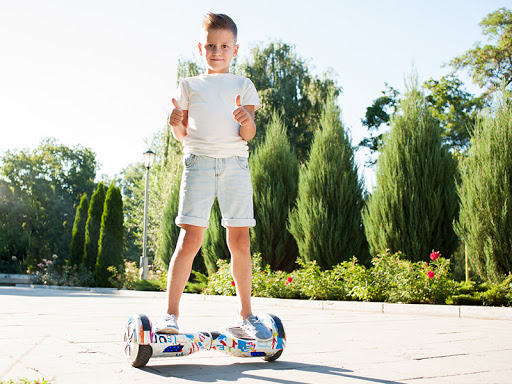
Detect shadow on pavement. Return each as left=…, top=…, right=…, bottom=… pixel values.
left=140, top=360, right=406, bottom=384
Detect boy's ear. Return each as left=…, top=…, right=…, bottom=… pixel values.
left=198, top=43, right=203, bottom=56
left=233, top=44, right=239, bottom=58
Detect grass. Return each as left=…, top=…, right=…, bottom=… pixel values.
left=0, top=379, right=53, bottom=384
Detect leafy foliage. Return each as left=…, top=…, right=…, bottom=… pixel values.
left=250, top=111, right=299, bottom=271
left=359, top=76, right=486, bottom=162
left=239, top=41, right=341, bottom=162
left=451, top=7, right=512, bottom=93
left=206, top=251, right=455, bottom=304
left=455, top=91, right=512, bottom=282
left=289, top=93, right=368, bottom=269
left=30, top=255, right=94, bottom=287
left=363, top=80, right=459, bottom=262
left=0, top=139, right=97, bottom=271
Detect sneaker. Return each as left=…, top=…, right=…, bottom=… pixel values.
left=236, top=315, right=273, bottom=341
left=154, top=313, right=179, bottom=334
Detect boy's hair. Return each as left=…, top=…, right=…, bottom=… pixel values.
left=202, top=12, right=238, bottom=40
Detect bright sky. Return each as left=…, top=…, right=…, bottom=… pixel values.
left=1, top=0, right=509, bottom=189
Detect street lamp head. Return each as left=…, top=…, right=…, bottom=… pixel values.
left=143, top=150, right=156, bottom=169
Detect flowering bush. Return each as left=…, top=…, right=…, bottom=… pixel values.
left=205, top=250, right=455, bottom=304
left=108, top=259, right=169, bottom=291
left=359, top=250, right=454, bottom=304
left=30, top=255, right=94, bottom=287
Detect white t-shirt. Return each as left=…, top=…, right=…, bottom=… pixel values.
left=175, top=73, right=262, bottom=158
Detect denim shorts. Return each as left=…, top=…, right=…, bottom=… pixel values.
left=175, top=154, right=256, bottom=228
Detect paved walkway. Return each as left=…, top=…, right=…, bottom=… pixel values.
left=1, top=286, right=511, bottom=384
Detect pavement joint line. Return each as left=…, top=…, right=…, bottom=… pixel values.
left=10, top=283, right=512, bottom=321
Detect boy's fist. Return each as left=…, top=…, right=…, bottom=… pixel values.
left=232, top=94, right=251, bottom=126
left=169, top=98, right=184, bottom=126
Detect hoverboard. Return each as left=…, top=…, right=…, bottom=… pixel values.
left=123, top=313, right=286, bottom=367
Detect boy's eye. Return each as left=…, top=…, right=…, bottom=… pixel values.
left=222, top=45, right=228, bottom=49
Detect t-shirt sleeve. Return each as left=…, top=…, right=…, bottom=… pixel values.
left=242, top=79, right=262, bottom=111
left=175, top=80, right=189, bottom=110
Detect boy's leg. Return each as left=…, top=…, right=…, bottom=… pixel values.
left=226, top=226, right=272, bottom=340
left=166, top=224, right=205, bottom=318
left=226, top=226, right=253, bottom=318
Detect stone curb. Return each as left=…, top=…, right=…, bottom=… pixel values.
left=13, top=283, right=512, bottom=321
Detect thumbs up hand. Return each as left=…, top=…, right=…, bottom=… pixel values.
left=233, top=94, right=256, bottom=141
left=232, top=94, right=251, bottom=127
left=169, top=98, right=184, bottom=127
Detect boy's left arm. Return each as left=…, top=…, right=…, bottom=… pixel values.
left=233, top=95, right=256, bottom=141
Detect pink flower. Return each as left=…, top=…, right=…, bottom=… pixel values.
left=287, top=277, right=293, bottom=283
left=427, top=271, right=435, bottom=279
left=430, top=251, right=440, bottom=261
left=231, top=281, right=235, bottom=287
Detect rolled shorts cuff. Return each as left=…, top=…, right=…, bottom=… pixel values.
left=221, top=218, right=256, bottom=228
left=175, top=216, right=209, bottom=228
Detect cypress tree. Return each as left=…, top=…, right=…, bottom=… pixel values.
left=69, top=194, right=89, bottom=267
left=157, top=171, right=182, bottom=267
left=289, top=93, right=368, bottom=269
left=95, top=185, right=125, bottom=287
left=83, top=183, right=105, bottom=271
left=202, top=199, right=230, bottom=275
left=455, top=93, right=512, bottom=282
left=250, top=111, right=299, bottom=271
left=363, top=80, right=458, bottom=262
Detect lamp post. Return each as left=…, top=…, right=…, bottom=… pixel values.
left=140, top=150, right=155, bottom=280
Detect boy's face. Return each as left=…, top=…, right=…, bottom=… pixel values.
left=198, top=28, right=238, bottom=74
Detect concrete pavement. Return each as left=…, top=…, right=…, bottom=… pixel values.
left=1, top=286, right=512, bottom=384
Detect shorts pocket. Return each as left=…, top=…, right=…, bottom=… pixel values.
left=235, top=156, right=249, bottom=170
left=183, top=154, right=198, bottom=168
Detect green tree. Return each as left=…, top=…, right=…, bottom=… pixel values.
left=69, top=194, right=89, bottom=267
left=201, top=200, right=230, bottom=275
left=239, top=41, right=341, bottom=162
left=451, top=8, right=512, bottom=93
left=0, top=180, right=30, bottom=272
left=363, top=80, right=459, bottom=262
left=95, top=185, right=124, bottom=287
left=83, top=183, right=105, bottom=271
left=359, top=76, right=486, bottom=163
left=423, top=75, right=487, bottom=149
left=250, top=111, right=299, bottom=271
left=289, top=93, right=368, bottom=269
left=157, top=170, right=183, bottom=267
left=119, top=163, right=145, bottom=263
left=0, top=139, right=97, bottom=270
left=455, top=91, right=512, bottom=282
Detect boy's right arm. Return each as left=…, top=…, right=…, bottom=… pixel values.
left=169, top=98, right=188, bottom=142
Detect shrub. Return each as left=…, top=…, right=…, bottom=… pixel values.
left=361, top=250, right=454, bottom=304
left=30, top=254, right=94, bottom=287
left=205, top=250, right=455, bottom=304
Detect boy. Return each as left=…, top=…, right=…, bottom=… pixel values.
left=154, top=13, right=272, bottom=340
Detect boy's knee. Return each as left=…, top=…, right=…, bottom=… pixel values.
left=177, top=226, right=204, bottom=254
left=227, top=228, right=250, bottom=254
